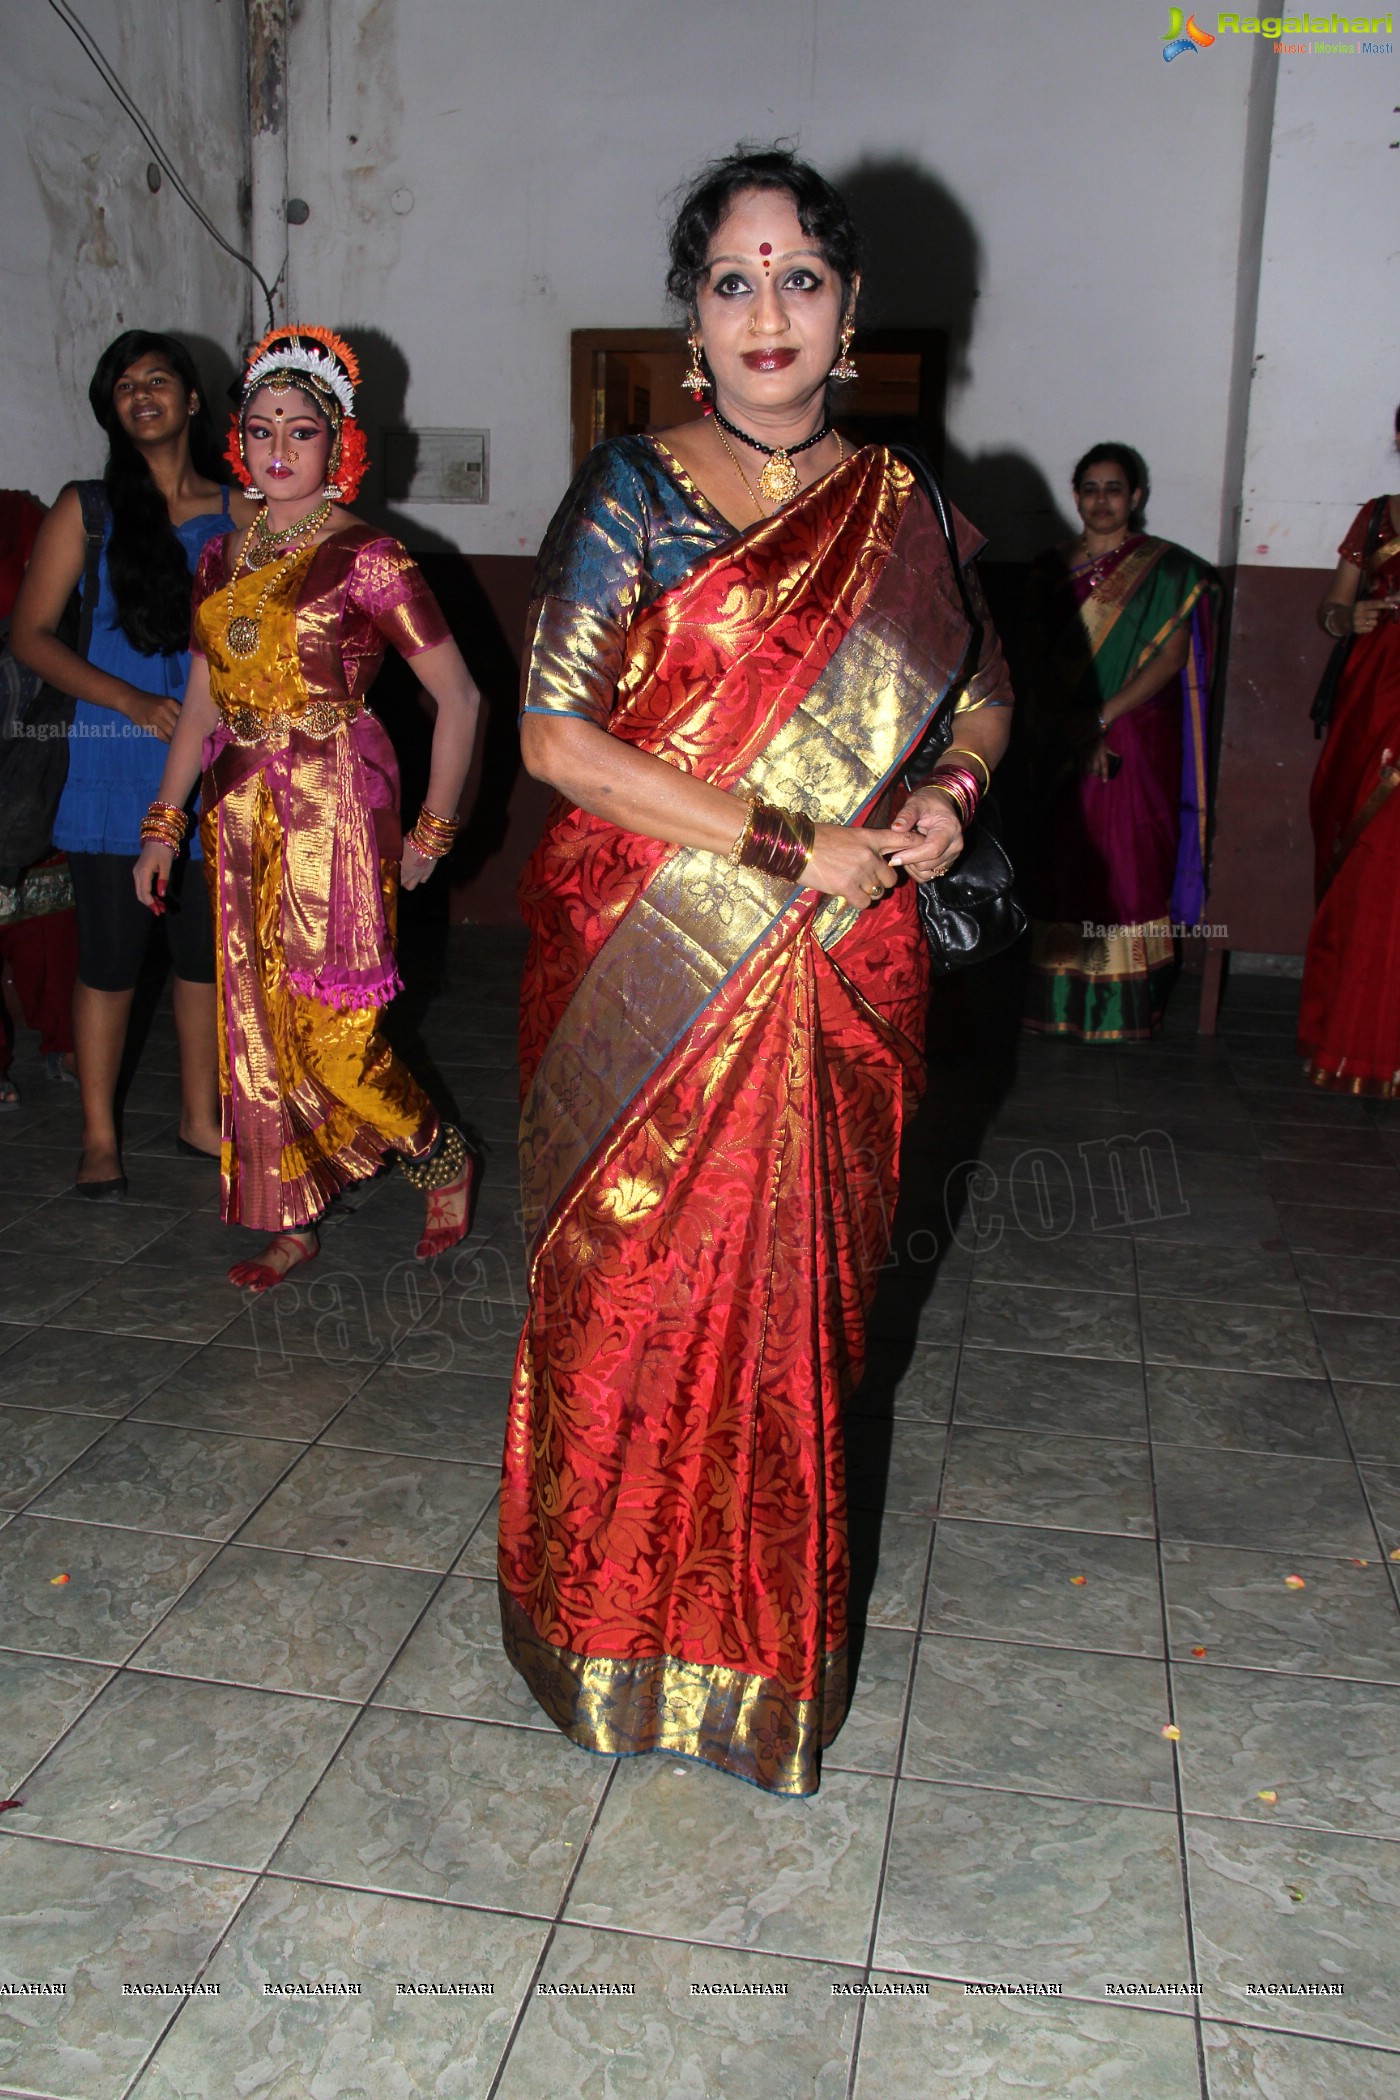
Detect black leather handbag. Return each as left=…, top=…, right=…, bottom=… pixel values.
left=1310, top=495, right=1387, bottom=738
left=888, top=444, right=1026, bottom=973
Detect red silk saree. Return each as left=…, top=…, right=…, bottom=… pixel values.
left=1300, top=498, right=1400, bottom=1096
left=501, top=441, right=982, bottom=1793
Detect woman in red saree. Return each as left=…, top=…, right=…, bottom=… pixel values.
left=501, top=150, right=1012, bottom=1795
left=1301, top=461, right=1400, bottom=1095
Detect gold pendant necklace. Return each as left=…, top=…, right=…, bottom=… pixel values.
left=757, top=450, right=801, bottom=506
left=711, top=407, right=832, bottom=511
left=714, top=421, right=844, bottom=520
left=713, top=423, right=765, bottom=518
left=224, top=502, right=331, bottom=660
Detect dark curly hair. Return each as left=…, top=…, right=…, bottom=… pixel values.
left=665, top=144, right=861, bottom=315
left=1072, top=442, right=1149, bottom=529
left=87, top=331, right=227, bottom=657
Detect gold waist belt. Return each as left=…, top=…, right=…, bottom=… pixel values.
left=219, top=700, right=360, bottom=747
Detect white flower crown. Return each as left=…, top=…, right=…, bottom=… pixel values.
left=242, top=341, right=354, bottom=416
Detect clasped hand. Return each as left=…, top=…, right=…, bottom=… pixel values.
left=1351, top=593, right=1400, bottom=636
left=800, top=792, right=964, bottom=910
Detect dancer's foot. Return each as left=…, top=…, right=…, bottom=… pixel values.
left=415, top=1153, right=476, bottom=1262
left=229, top=1229, right=320, bottom=1292
left=0, top=1074, right=19, bottom=1109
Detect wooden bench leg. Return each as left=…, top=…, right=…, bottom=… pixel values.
left=1198, top=947, right=1227, bottom=1035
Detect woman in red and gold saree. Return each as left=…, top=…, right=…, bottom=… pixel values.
left=1300, top=489, right=1400, bottom=1095
left=500, top=153, right=1012, bottom=1796
left=1022, top=445, right=1218, bottom=1043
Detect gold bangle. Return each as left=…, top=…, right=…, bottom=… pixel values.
left=140, top=801, right=190, bottom=849
left=417, top=802, right=460, bottom=833
left=941, top=744, right=991, bottom=792
left=728, top=800, right=757, bottom=866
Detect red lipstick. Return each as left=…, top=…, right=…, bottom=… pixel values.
left=741, top=348, right=798, bottom=371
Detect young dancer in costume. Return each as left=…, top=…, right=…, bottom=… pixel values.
left=132, top=326, right=480, bottom=1288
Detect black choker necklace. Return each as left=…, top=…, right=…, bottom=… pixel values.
left=711, top=407, right=833, bottom=505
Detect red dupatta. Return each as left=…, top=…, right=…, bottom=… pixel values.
left=501, top=447, right=969, bottom=1794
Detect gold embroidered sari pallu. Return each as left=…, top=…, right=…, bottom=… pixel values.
left=198, top=542, right=438, bottom=1231
left=502, top=450, right=970, bottom=1795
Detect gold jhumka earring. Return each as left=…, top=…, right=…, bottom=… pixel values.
left=238, top=433, right=266, bottom=502
left=682, top=334, right=710, bottom=398
left=829, top=321, right=859, bottom=383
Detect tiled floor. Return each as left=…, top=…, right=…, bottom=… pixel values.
left=1, top=934, right=1398, bottom=2098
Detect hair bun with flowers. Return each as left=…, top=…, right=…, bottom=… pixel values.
left=226, top=322, right=370, bottom=503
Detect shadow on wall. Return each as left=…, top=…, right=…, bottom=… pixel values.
left=834, top=157, right=1072, bottom=958
left=835, top=156, right=1075, bottom=565
left=175, top=332, right=241, bottom=440
left=330, top=325, right=534, bottom=959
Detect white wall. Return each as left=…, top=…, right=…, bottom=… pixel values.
left=1238, top=51, right=1399, bottom=571
left=283, top=0, right=1267, bottom=563
left=4, top=4, right=1389, bottom=572
left=0, top=0, right=248, bottom=505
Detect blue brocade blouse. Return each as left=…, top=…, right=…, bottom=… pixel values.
left=520, top=436, right=736, bottom=729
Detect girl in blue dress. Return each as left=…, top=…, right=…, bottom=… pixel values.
left=14, top=332, right=256, bottom=1195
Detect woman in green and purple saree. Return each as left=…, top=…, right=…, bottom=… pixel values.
left=500, top=149, right=1013, bottom=1796
left=1022, top=444, right=1219, bottom=1042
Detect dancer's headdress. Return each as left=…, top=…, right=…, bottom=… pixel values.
left=226, top=323, right=368, bottom=501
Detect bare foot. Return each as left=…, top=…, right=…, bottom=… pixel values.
left=229, top=1229, right=320, bottom=1292
left=415, top=1156, right=476, bottom=1261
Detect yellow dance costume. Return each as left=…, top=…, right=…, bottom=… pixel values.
left=191, top=525, right=450, bottom=1231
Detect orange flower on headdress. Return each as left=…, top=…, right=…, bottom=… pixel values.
left=231, top=321, right=371, bottom=502
left=240, top=323, right=359, bottom=417
left=332, top=419, right=370, bottom=503
left=244, top=321, right=361, bottom=387
left=225, top=415, right=252, bottom=489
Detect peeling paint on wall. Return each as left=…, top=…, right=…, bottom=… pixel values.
left=3, top=0, right=249, bottom=498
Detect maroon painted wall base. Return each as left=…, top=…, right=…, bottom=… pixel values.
left=381, top=553, right=1335, bottom=950
left=1210, top=563, right=1331, bottom=959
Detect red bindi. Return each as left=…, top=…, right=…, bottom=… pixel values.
left=759, top=243, right=772, bottom=267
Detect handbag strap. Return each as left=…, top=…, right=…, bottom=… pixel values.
left=887, top=441, right=983, bottom=686
left=1312, top=495, right=1391, bottom=737
left=886, top=443, right=988, bottom=788
left=1355, top=493, right=1390, bottom=598
left=73, top=480, right=108, bottom=661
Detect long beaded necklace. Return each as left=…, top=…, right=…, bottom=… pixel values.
left=714, top=418, right=843, bottom=518
left=711, top=406, right=833, bottom=507
left=224, top=499, right=332, bottom=659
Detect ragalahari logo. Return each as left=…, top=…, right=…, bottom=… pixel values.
left=1163, top=8, right=1218, bottom=53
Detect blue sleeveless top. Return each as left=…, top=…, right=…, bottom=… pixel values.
left=53, top=489, right=232, bottom=858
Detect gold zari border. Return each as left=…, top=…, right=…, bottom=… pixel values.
left=500, top=1587, right=847, bottom=1797
left=520, top=468, right=958, bottom=1251
left=1030, top=916, right=1174, bottom=980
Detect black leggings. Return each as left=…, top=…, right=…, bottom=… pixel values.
left=67, top=851, right=216, bottom=992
